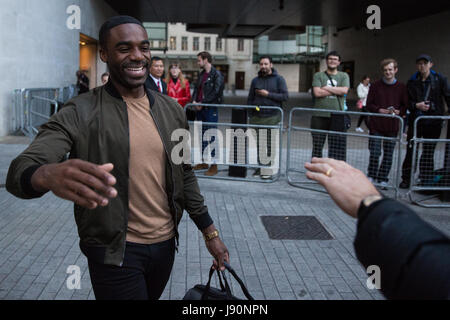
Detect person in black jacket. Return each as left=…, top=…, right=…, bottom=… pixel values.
left=191, top=51, right=224, bottom=176
left=305, top=157, right=450, bottom=300
left=247, top=55, right=288, bottom=179
left=145, top=56, right=168, bottom=94
left=400, top=54, right=450, bottom=188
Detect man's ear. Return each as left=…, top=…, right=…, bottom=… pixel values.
left=100, top=47, right=108, bottom=63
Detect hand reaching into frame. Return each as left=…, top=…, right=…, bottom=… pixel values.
left=304, top=158, right=380, bottom=218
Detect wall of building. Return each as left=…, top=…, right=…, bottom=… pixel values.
left=325, top=11, right=450, bottom=100
left=0, top=0, right=116, bottom=136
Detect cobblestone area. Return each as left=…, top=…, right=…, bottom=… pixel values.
left=1, top=134, right=449, bottom=300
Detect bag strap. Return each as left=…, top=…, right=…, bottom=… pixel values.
left=202, top=266, right=227, bottom=300
left=202, top=263, right=255, bottom=300
left=224, top=262, right=255, bottom=300
left=424, top=80, right=432, bottom=102
left=324, top=71, right=343, bottom=111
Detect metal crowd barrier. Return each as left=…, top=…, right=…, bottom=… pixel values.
left=12, top=89, right=26, bottom=132
left=12, top=86, right=77, bottom=138
left=408, top=116, right=450, bottom=207
left=286, top=107, right=404, bottom=199
left=184, top=103, right=284, bottom=183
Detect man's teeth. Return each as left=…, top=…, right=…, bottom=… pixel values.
left=126, top=67, right=144, bottom=71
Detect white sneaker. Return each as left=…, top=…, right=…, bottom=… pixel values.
left=379, top=181, right=388, bottom=190
left=355, top=127, right=364, bottom=133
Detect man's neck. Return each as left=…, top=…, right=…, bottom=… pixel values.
left=204, top=63, right=212, bottom=74
left=110, top=78, right=145, bottom=99
left=326, top=68, right=338, bottom=75
left=420, top=71, right=431, bottom=81
left=382, top=77, right=397, bottom=85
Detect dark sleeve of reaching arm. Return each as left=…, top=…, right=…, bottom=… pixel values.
left=267, top=76, right=289, bottom=103
left=354, top=198, right=450, bottom=300
left=180, top=115, right=214, bottom=231
left=5, top=104, right=78, bottom=199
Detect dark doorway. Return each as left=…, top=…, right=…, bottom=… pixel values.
left=235, top=71, right=245, bottom=90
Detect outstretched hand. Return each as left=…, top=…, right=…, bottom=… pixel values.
left=31, top=159, right=118, bottom=209
left=304, top=158, right=380, bottom=218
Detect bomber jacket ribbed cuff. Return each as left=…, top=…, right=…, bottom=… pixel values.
left=20, top=164, right=46, bottom=198
left=191, top=211, right=214, bottom=231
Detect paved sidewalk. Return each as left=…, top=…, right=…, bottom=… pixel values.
left=0, top=139, right=449, bottom=300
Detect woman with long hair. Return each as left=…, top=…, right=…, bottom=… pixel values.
left=166, top=64, right=192, bottom=107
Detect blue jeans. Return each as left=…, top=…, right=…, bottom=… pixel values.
left=196, top=106, right=218, bottom=160
left=87, top=238, right=175, bottom=300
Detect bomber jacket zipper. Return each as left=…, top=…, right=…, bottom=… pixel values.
left=148, top=107, right=180, bottom=252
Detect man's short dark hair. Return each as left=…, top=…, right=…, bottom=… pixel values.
left=259, top=55, right=273, bottom=63
left=326, top=51, right=341, bottom=61
left=99, top=15, right=144, bottom=49
left=197, top=51, right=212, bottom=63
left=151, top=56, right=164, bottom=66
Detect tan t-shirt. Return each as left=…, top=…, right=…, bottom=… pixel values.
left=123, top=94, right=175, bottom=244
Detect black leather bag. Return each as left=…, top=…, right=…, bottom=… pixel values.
left=183, top=262, right=254, bottom=300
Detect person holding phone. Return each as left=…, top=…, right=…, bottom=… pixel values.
left=400, top=54, right=450, bottom=188
left=247, top=55, right=288, bottom=179
left=366, top=58, right=408, bottom=189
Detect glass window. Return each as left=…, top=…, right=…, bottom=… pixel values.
left=182, top=37, right=188, bottom=51
left=238, top=39, right=244, bottom=51
left=169, top=37, right=176, bottom=50
left=204, top=37, right=211, bottom=51
left=159, top=40, right=167, bottom=49
left=216, top=38, right=223, bottom=51
left=193, top=37, right=199, bottom=51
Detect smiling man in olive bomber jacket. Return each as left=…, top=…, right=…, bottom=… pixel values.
left=6, top=16, right=229, bottom=300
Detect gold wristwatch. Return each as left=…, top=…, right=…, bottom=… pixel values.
left=203, top=230, right=219, bottom=241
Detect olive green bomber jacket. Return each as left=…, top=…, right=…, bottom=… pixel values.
left=6, top=81, right=213, bottom=266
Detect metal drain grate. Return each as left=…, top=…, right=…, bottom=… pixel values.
left=260, top=216, right=333, bottom=240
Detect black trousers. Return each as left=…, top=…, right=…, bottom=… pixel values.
left=357, top=107, right=369, bottom=128
left=368, top=132, right=397, bottom=182
left=311, top=116, right=347, bottom=161
left=401, top=121, right=443, bottom=183
left=87, top=237, right=176, bottom=300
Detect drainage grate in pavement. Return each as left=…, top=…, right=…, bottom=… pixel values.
left=260, top=216, right=333, bottom=240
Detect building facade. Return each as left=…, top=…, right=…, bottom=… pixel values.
left=0, top=0, right=116, bottom=137
left=150, top=23, right=254, bottom=92
left=324, top=11, right=450, bottom=101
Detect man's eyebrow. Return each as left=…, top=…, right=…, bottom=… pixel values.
left=114, top=40, right=150, bottom=48
left=115, top=41, right=131, bottom=48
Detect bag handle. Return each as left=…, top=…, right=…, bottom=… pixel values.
left=202, top=263, right=255, bottom=300
left=223, top=262, right=255, bottom=300
left=202, top=266, right=227, bottom=300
